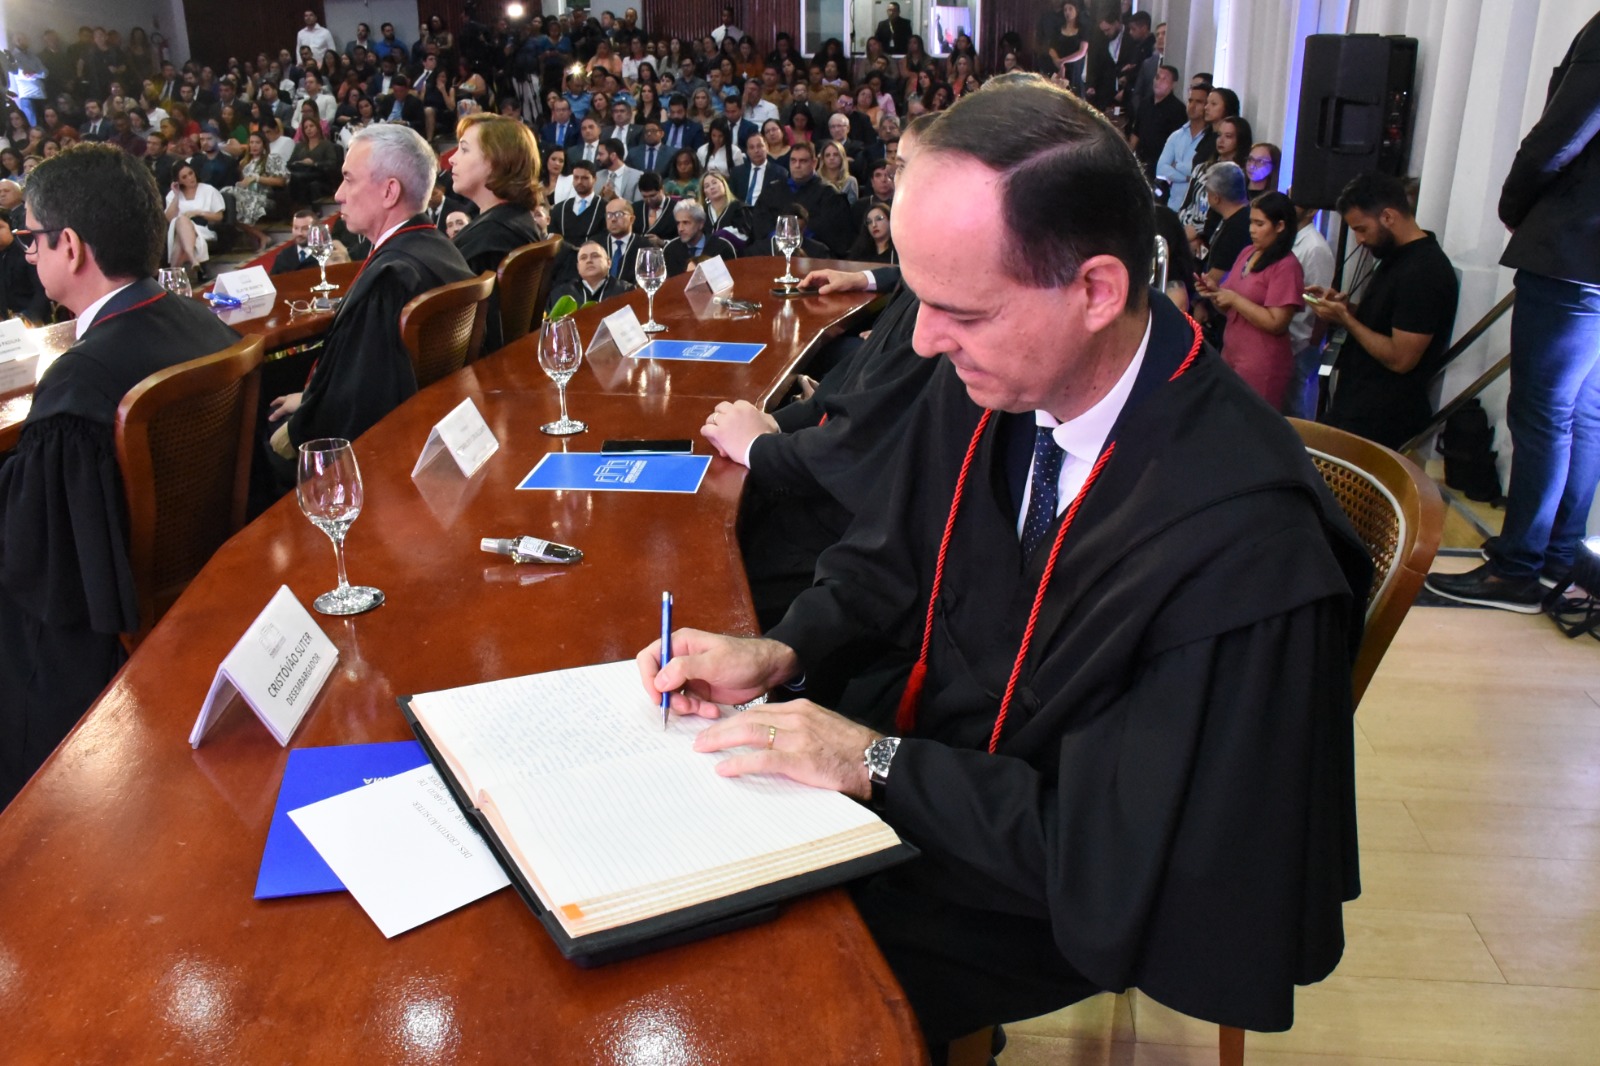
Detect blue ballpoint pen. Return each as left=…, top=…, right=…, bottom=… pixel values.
left=660, top=591, right=673, bottom=728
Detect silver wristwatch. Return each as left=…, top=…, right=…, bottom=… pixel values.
left=863, top=736, right=901, bottom=803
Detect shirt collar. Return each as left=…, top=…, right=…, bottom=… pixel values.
left=1036, top=312, right=1152, bottom=463
left=75, top=281, right=137, bottom=340
left=371, top=219, right=411, bottom=252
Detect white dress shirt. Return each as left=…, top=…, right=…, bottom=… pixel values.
left=1016, top=313, right=1151, bottom=535
left=74, top=282, right=136, bottom=340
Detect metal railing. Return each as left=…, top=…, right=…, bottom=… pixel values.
left=1398, top=290, right=1517, bottom=455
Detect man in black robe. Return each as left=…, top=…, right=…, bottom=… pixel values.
left=0, top=145, right=241, bottom=809
left=638, top=79, right=1371, bottom=1050
left=268, top=125, right=473, bottom=468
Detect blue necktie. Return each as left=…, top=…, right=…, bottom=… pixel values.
left=646, top=145, right=656, bottom=169
left=747, top=164, right=760, bottom=204
left=557, top=122, right=566, bottom=142
left=1021, top=427, right=1065, bottom=558
left=611, top=238, right=624, bottom=277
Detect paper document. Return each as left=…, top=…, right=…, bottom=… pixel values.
left=289, top=765, right=510, bottom=937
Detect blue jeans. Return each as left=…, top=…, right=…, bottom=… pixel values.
left=1494, top=270, right=1600, bottom=577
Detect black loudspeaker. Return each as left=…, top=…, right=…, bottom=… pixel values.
left=1292, top=34, right=1418, bottom=208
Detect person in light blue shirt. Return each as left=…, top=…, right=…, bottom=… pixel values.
left=1156, top=84, right=1210, bottom=209
left=564, top=72, right=595, bottom=122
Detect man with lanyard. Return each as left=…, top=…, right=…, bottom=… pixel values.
left=0, top=145, right=240, bottom=808
left=600, top=197, right=640, bottom=281
left=266, top=124, right=472, bottom=476
left=638, top=78, right=1370, bottom=1055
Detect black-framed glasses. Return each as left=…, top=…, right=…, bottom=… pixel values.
left=14, top=227, right=64, bottom=252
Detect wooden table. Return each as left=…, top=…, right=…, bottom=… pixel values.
left=0, top=258, right=923, bottom=1064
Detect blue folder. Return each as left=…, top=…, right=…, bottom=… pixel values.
left=255, top=741, right=430, bottom=899
left=632, top=339, right=766, bottom=364
left=517, top=452, right=712, bottom=494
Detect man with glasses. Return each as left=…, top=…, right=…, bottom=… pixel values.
left=0, top=145, right=241, bottom=810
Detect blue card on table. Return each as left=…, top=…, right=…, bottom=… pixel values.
left=631, top=339, right=766, bottom=364
left=517, top=452, right=712, bottom=494
left=255, top=741, right=430, bottom=899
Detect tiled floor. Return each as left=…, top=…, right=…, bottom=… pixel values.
left=1000, top=503, right=1600, bottom=1065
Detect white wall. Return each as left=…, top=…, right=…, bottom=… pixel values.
left=6, top=0, right=191, bottom=68
left=324, top=0, right=422, bottom=54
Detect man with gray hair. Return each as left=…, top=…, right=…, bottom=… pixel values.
left=664, top=197, right=736, bottom=275
left=1198, top=160, right=1251, bottom=285
left=267, top=124, right=472, bottom=472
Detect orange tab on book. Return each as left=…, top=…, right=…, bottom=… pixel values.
left=561, top=903, right=584, bottom=920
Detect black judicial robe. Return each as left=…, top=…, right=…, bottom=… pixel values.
left=0, top=280, right=240, bottom=808
left=739, top=274, right=933, bottom=647
left=767, top=294, right=1373, bottom=1034
left=452, top=202, right=542, bottom=355
left=286, top=218, right=473, bottom=448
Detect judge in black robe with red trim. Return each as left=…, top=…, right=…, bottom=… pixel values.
left=0, top=274, right=239, bottom=809
left=452, top=203, right=542, bottom=355
left=276, top=219, right=473, bottom=454
left=767, top=293, right=1371, bottom=1038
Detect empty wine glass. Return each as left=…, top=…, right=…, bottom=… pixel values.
left=157, top=267, right=192, bottom=297
left=307, top=222, right=337, bottom=294
left=296, top=438, right=385, bottom=615
left=538, top=316, right=587, bottom=435
left=635, top=245, right=668, bottom=333
left=774, top=214, right=802, bottom=285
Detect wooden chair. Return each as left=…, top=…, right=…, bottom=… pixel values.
left=399, top=270, right=496, bottom=389
left=495, top=235, right=563, bottom=347
left=950, top=421, right=1445, bottom=1066
left=114, top=335, right=266, bottom=647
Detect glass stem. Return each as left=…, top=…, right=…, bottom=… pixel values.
left=319, top=262, right=328, bottom=289
left=557, top=381, right=570, bottom=423
left=330, top=533, right=351, bottom=591
left=646, top=290, right=656, bottom=325
left=784, top=251, right=794, bottom=278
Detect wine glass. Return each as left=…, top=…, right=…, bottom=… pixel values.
left=774, top=214, right=802, bottom=285
left=157, top=267, right=192, bottom=297
left=296, top=438, right=385, bottom=615
left=538, top=316, right=587, bottom=435
left=307, top=222, right=337, bottom=294
left=635, top=246, right=668, bottom=333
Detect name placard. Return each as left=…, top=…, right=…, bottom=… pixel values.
left=190, top=585, right=339, bottom=747
left=585, top=305, right=648, bottom=357
left=0, top=353, right=39, bottom=393
left=213, top=265, right=278, bottom=303
left=684, top=254, right=735, bottom=295
left=0, top=317, right=36, bottom=362
left=411, top=397, right=499, bottom=478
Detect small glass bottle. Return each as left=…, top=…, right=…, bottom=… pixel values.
left=480, top=536, right=583, bottom=564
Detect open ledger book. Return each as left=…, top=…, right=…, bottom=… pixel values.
left=399, top=660, right=914, bottom=963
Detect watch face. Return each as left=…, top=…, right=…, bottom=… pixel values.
left=866, top=736, right=899, bottom=781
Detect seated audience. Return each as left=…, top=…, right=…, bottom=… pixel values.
left=847, top=201, right=895, bottom=263
left=1310, top=172, right=1460, bottom=449
left=232, top=131, right=288, bottom=251
left=0, top=145, right=241, bottom=809
left=552, top=159, right=606, bottom=248
left=754, top=140, right=852, bottom=255
left=287, top=116, right=340, bottom=204
left=664, top=147, right=703, bottom=198
left=1195, top=191, right=1305, bottom=409
left=266, top=124, right=474, bottom=471
left=270, top=208, right=319, bottom=274
left=700, top=171, right=752, bottom=249
left=633, top=171, right=680, bottom=239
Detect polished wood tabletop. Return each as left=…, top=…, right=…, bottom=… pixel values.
left=0, top=257, right=923, bottom=1064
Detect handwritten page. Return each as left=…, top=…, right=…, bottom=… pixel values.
left=407, top=661, right=897, bottom=935
left=288, top=765, right=511, bottom=937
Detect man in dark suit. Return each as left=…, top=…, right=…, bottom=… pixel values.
left=753, top=141, right=852, bottom=256
left=633, top=172, right=680, bottom=240
left=664, top=200, right=736, bottom=276
left=367, top=54, right=402, bottom=99
left=874, top=2, right=913, bottom=54
left=271, top=210, right=320, bottom=274
left=852, top=159, right=895, bottom=231
left=552, top=161, right=606, bottom=249
left=1426, top=11, right=1600, bottom=612
left=548, top=239, right=636, bottom=309
left=661, top=96, right=704, bottom=152
left=378, top=80, right=428, bottom=138
left=188, top=132, right=241, bottom=190
left=720, top=97, right=760, bottom=156
left=599, top=198, right=645, bottom=283
left=145, top=133, right=178, bottom=188
left=540, top=98, right=582, bottom=153
left=78, top=101, right=111, bottom=142
left=603, top=99, right=644, bottom=152
left=731, top=130, right=788, bottom=209
left=626, top=123, right=674, bottom=175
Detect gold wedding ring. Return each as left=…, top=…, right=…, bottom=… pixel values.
left=766, top=725, right=778, bottom=750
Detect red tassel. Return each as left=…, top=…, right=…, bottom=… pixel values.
left=895, top=661, right=927, bottom=733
